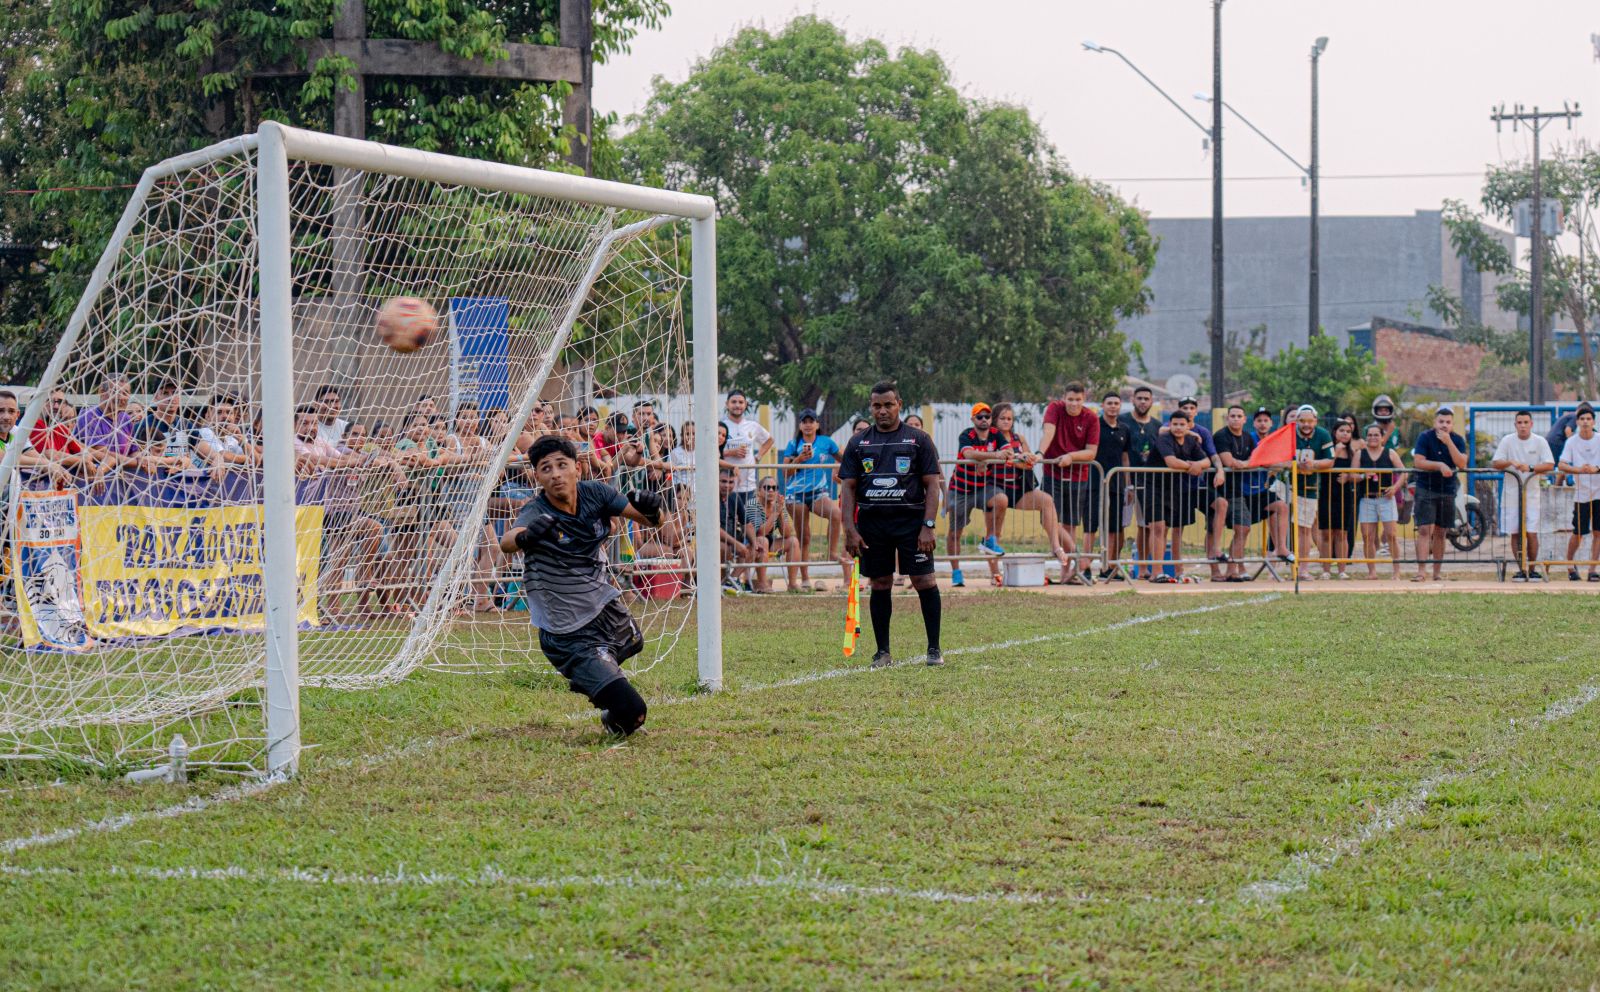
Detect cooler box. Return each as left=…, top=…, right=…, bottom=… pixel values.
left=633, top=570, right=684, bottom=600
left=1002, top=557, right=1046, bottom=587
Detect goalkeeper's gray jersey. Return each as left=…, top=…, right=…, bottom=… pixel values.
left=513, top=481, right=629, bottom=634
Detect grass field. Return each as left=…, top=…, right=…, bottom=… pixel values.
left=2, top=589, right=1599, bottom=990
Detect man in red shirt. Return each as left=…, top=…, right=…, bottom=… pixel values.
left=30, top=389, right=100, bottom=477
left=945, top=402, right=1009, bottom=587
left=1039, top=382, right=1100, bottom=584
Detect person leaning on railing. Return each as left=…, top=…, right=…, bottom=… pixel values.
left=1491, top=409, right=1556, bottom=582
left=1409, top=405, right=1468, bottom=583
left=1556, top=403, right=1600, bottom=582
left=0, top=391, right=74, bottom=490
left=1354, top=423, right=1408, bottom=580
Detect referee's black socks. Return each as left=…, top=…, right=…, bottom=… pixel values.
left=870, top=587, right=893, bottom=654
left=917, top=584, right=941, bottom=653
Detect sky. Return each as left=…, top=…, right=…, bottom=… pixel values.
left=594, top=0, right=1600, bottom=221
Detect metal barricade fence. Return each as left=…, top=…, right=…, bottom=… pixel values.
left=1100, top=465, right=1290, bottom=584
left=1287, top=465, right=1505, bottom=581
left=1510, top=469, right=1600, bottom=581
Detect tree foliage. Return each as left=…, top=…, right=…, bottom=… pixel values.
left=1430, top=143, right=1600, bottom=397
left=1237, top=333, right=1388, bottom=420
left=622, top=16, right=1155, bottom=412
left=0, top=0, right=668, bottom=380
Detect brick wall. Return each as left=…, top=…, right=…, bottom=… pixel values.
left=1373, top=326, right=1483, bottom=392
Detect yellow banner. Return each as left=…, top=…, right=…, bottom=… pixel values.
left=67, top=504, right=324, bottom=641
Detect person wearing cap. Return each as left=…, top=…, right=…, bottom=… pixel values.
left=780, top=408, right=843, bottom=591
left=1411, top=405, right=1469, bottom=582
left=1040, top=382, right=1101, bottom=584
left=1556, top=403, right=1600, bottom=581
left=946, top=401, right=1009, bottom=586
left=1293, top=404, right=1336, bottom=576
left=1491, top=410, right=1556, bottom=581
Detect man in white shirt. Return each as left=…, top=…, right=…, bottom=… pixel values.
left=722, top=389, right=772, bottom=521
left=1557, top=404, right=1600, bottom=581
left=314, top=385, right=349, bottom=448
left=1491, top=410, right=1557, bottom=581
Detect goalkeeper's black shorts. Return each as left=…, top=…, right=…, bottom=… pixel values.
left=538, top=599, right=644, bottom=699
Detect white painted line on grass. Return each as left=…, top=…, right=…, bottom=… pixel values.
left=564, top=594, right=1281, bottom=715
left=0, top=861, right=1070, bottom=907
left=1240, top=677, right=1600, bottom=905
left=0, top=731, right=465, bottom=857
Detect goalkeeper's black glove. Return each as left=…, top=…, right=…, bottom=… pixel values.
left=515, top=513, right=558, bottom=552
left=629, top=489, right=663, bottom=526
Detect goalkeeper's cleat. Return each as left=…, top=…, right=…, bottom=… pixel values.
left=870, top=650, right=893, bottom=670
left=980, top=536, right=1007, bottom=556
left=925, top=648, right=944, bottom=667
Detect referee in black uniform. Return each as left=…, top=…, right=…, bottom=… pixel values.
left=838, top=380, right=944, bottom=668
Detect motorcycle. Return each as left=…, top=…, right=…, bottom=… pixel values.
left=1405, top=480, right=1486, bottom=553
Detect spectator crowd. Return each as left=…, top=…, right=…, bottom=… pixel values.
left=5, top=375, right=1599, bottom=616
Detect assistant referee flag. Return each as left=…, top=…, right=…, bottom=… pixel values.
left=1247, top=423, right=1296, bottom=467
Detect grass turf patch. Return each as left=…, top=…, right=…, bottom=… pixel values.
left=2, top=591, right=1598, bottom=989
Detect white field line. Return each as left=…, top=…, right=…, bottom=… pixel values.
left=0, top=732, right=465, bottom=857
left=565, top=594, right=1282, bottom=720
left=1240, top=676, right=1600, bottom=904
left=0, top=861, right=1073, bottom=907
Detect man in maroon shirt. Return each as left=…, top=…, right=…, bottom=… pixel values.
left=1040, top=382, right=1101, bottom=584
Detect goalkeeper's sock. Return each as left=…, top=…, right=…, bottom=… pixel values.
left=869, top=587, right=892, bottom=654
left=916, top=584, right=942, bottom=653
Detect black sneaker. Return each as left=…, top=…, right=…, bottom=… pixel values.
left=925, top=649, right=944, bottom=667
left=870, top=650, right=894, bottom=669
left=1569, top=568, right=1581, bottom=582
left=1511, top=569, right=1528, bottom=582
left=1528, top=569, right=1545, bottom=582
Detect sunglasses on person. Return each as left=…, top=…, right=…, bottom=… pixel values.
left=974, top=413, right=991, bottom=421
left=759, top=484, right=778, bottom=492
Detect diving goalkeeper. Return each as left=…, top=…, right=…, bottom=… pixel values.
left=499, top=435, right=663, bottom=735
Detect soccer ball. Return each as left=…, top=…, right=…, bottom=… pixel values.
left=376, top=296, right=438, bottom=353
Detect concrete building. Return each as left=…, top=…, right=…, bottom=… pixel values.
left=1120, top=211, right=1517, bottom=380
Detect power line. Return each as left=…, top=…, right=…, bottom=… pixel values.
left=1100, top=171, right=1482, bottom=183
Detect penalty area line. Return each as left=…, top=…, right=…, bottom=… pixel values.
left=1239, top=674, right=1600, bottom=905
left=0, top=861, right=1077, bottom=907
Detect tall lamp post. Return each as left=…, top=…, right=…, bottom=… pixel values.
left=1083, top=34, right=1224, bottom=405
left=1310, top=36, right=1327, bottom=338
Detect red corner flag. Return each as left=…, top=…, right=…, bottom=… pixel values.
left=1248, top=423, right=1296, bottom=467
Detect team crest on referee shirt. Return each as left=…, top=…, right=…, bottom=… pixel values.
left=862, top=457, right=875, bottom=473
left=895, top=455, right=911, bottom=473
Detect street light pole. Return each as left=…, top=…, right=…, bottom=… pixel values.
left=1211, top=0, right=1225, bottom=408
left=1309, top=37, right=1327, bottom=338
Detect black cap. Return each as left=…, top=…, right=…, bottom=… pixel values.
left=1253, top=406, right=1272, bottom=418
left=798, top=408, right=819, bottom=421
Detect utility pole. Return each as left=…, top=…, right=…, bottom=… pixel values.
left=1210, top=0, right=1225, bottom=408
left=1309, top=37, right=1327, bottom=338
left=1491, top=103, right=1581, bottom=405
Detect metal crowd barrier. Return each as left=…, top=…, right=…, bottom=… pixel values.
left=1501, top=469, right=1600, bottom=581
left=1098, top=465, right=1289, bottom=583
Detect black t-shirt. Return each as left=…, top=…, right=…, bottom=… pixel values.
left=1120, top=412, right=1163, bottom=469
left=1155, top=431, right=1205, bottom=468
left=1413, top=430, right=1467, bottom=495
left=1214, top=428, right=1257, bottom=497
left=512, top=481, right=629, bottom=634
left=1094, top=416, right=1132, bottom=473
left=839, top=422, right=940, bottom=513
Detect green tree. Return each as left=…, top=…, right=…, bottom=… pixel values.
left=1428, top=143, right=1600, bottom=398
left=1237, top=334, right=1388, bottom=419
left=622, top=17, right=1154, bottom=412
left=0, top=0, right=668, bottom=381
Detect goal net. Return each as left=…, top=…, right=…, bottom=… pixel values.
left=0, top=124, right=721, bottom=778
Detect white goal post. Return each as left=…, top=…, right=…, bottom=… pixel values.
left=0, top=122, right=722, bottom=778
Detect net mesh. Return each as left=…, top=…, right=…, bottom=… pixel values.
left=0, top=140, right=698, bottom=774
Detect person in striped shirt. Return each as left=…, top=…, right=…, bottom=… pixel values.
left=945, top=403, right=1010, bottom=587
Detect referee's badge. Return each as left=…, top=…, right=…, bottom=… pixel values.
left=862, top=457, right=875, bottom=473
left=895, top=455, right=911, bottom=473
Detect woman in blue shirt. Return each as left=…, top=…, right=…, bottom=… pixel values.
left=779, top=409, right=842, bottom=591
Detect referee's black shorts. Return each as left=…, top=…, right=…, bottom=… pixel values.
left=856, top=510, right=934, bottom=579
